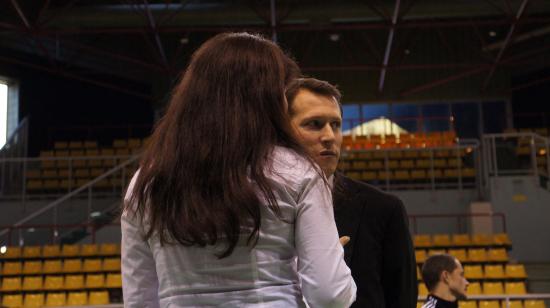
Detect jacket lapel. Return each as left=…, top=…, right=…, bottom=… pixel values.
left=333, top=174, right=366, bottom=265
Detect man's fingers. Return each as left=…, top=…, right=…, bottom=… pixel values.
left=339, top=236, right=350, bottom=246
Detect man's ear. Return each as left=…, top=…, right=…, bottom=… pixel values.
left=440, top=271, right=450, bottom=284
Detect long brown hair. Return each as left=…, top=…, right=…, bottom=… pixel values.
left=125, top=33, right=303, bottom=258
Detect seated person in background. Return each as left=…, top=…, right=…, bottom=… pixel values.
left=286, top=77, right=417, bottom=308
left=421, top=254, right=469, bottom=308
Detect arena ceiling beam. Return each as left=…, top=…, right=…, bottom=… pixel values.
left=378, top=0, right=401, bottom=93
left=482, top=0, right=530, bottom=90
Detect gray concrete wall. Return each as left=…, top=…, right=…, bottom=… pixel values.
left=489, top=176, right=550, bottom=263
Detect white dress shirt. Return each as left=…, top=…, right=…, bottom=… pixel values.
left=121, top=146, right=356, bottom=307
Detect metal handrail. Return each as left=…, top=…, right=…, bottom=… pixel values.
left=0, top=154, right=139, bottom=237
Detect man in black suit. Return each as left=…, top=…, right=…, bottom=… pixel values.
left=286, top=78, right=417, bottom=308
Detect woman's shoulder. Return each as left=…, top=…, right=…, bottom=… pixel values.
left=268, top=146, right=321, bottom=188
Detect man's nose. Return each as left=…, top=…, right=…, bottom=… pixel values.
left=320, top=125, right=336, bottom=143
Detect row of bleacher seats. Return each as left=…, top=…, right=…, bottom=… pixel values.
left=416, top=248, right=509, bottom=263
left=340, top=158, right=470, bottom=170
left=345, top=168, right=476, bottom=182
left=2, top=291, right=112, bottom=307
left=0, top=244, right=119, bottom=259
left=418, top=300, right=546, bottom=308
left=343, top=148, right=471, bottom=159
left=416, top=264, right=527, bottom=281
left=26, top=175, right=134, bottom=191
left=504, top=128, right=549, bottom=136
left=419, top=281, right=528, bottom=296
left=342, top=131, right=458, bottom=150
left=1, top=273, right=122, bottom=291
left=414, top=233, right=512, bottom=248
left=1, top=258, right=120, bottom=275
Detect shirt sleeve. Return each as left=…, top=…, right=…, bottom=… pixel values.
left=295, top=173, right=357, bottom=307
left=121, top=214, right=160, bottom=308
left=381, top=199, right=418, bottom=308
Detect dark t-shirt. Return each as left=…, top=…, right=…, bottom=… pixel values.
left=421, top=295, right=458, bottom=308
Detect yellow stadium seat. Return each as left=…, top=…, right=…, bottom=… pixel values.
left=468, top=248, right=487, bottom=262
left=417, top=302, right=425, bottom=308
left=417, top=266, right=422, bottom=280
left=488, top=248, right=509, bottom=262
left=411, top=169, right=427, bottom=179
left=44, top=275, right=64, bottom=290
left=459, top=301, right=478, bottom=308
left=502, top=300, right=524, bottom=308
left=464, top=265, right=483, bottom=280
left=484, top=265, right=505, bottom=279
left=82, top=244, right=99, bottom=256
left=67, top=291, right=88, bottom=306
left=416, top=250, right=427, bottom=263
left=418, top=283, right=428, bottom=296
left=479, top=301, right=501, bottom=308
left=433, top=234, right=451, bottom=247
left=1, top=246, right=21, bottom=259
left=2, top=261, right=22, bottom=275
left=42, top=245, right=61, bottom=258
left=83, top=258, right=102, bottom=272
left=414, top=235, right=432, bottom=248
left=89, top=291, right=110, bottom=305
left=68, top=141, right=83, bottom=149
left=45, top=292, right=66, bottom=307
left=22, top=276, right=43, bottom=290
left=43, top=259, right=62, bottom=273
left=103, top=258, right=121, bottom=271
left=61, top=244, right=80, bottom=257
left=86, top=274, right=105, bottom=288
left=472, top=234, right=493, bottom=246
left=64, top=274, right=84, bottom=290
left=22, top=246, right=42, bottom=258
left=524, top=300, right=546, bottom=308
left=361, top=171, right=377, bottom=181
left=84, top=140, right=98, bottom=149
left=467, top=282, right=482, bottom=296
left=23, top=260, right=42, bottom=274
left=99, top=243, right=120, bottom=255
left=106, top=273, right=122, bottom=288
left=2, top=294, right=23, bottom=307
left=506, top=264, right=528, bottom=279
left=452, top=234, right=471, bottom=246
left=428, top=249, right=446, bottom=256
left=493, top=233, right=512, bottom=246
left=2, top=277, right=21, bottom=291
left=63, top=259, right=82, bottom=273
left=394, top=170, right=410, bottom=180
left=483, top=282, right=504, bottom=295
left=23, top=293, right=45, bottom=307
left=505, top=282, right=527, bottom=295
left=448, top=249, right=468, bottom=262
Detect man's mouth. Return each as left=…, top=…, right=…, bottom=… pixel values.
left=320, top=150, right=337, bottom=157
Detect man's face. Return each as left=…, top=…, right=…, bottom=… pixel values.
left=446, top=259, right=469, bottom=300
left=289, top=89, right=342, bottom=177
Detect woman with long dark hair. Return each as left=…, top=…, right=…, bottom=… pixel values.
left=122, top=32, right=356, bottom=307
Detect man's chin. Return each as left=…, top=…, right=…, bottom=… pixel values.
left=451, top=289, right=468, bottom=301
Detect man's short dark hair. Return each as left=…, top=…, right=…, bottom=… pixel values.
left=421, top=254, right=458, bottom=291
left=285, top=78, right=342, bottom=115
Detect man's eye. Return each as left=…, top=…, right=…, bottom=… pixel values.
left=305, top=120, right=322, bottom=128
left=331, top=122, right=342, bottom=129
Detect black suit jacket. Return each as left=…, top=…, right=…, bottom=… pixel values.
left=333, top=174, right=417, bottom=308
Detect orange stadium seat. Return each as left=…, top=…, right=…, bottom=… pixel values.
left=493, top=233, right=512, bottom=246
left=472, top=234, right=493, bottom=246
left=479, top=301, right=500, bottom=308
left=2, top=294, right=23, bottom=308
left=505, top=282, right=527, bottom=295
left=64, top=275, right=84, bottom=290
left=483, top=282, right=504, bottom=295
left=43, top=259, right=62, bottom=273
left=2, top=277, right=21, bottom=291
left=67, top=291, right=88, bottom=306
left=488, top=248, right=509, bottom=262
left=83, top=259, right=102, bottom=272
left=416, top=250, right=427, bottom=263
left=44, top=275, right=64, bottom=290
left=99, top=243, right=120, bottom=256
left=506, top=264, right=527, bottom=279
left=103, top=258, right=121, bottom=271
left=524, top=300, right=546, bottom=308
left=467, top=282, right=482, bottom=296
left=22, top=276, right=43, bottom=291
left=23, top=260, right=42, bottom=274
left=452, top=234, right=471, bottom=247
left=89, top=291, right=110, bottom=305
left=45, top=292, right=66, bottom=307
left=484, top=265, right=505, bottom=279
left=418, top=283, right=428, bottom=296
left=23, top=293, right=45, bottom=307
left=468, top=248, right=488, bottom=262
left=62, top=259, right=82, bottom=273
left=42, top=245, right=61, bottom=258
left=23, top=245, right=42, bottom=258
left=2, top=261, right=22, bottom=275
left=86, top=274, right=105, bottom=288
left=1, top=246, right=22, bottom=259
left=414, top=235, right=432, bottom=248
left=503, top=301, right=525, bottom=308
left=464, top=265, right=483, bottom=280
left=433, top=234, right=452, bottom=247
left=448, top=249, right=467, bottom=262
left=106, top=273, right=122, bottom=288
left=460, top=301, right=478, bottom=308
